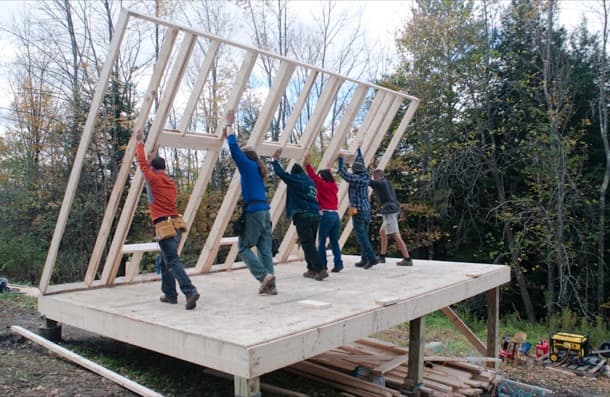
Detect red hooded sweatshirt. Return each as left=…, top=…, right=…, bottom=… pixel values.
left=305, top=163, right=338, bottom=210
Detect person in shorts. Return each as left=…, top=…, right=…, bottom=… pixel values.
left=369, top=169, right=413, bottom=266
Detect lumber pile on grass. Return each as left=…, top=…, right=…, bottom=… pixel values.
left=287, top=337, right=502, bottom=397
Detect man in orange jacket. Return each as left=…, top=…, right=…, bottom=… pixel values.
left=134, top=129, right=200, bottom=310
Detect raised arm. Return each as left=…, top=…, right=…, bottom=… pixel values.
left=134, top=129, right=155, bottom=181
left=303, top=154, right=323, bottom=184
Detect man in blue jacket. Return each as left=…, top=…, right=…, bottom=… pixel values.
left=272, top=149, right=327, bottom=281
left=338, top=147, right=377, bottom=269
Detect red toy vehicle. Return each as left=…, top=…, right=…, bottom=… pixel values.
left=535, top=339, right=549, bottom=358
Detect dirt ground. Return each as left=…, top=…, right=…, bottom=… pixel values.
left=1, top=297, right=131, bottom=396
left=1, top=290, right=610, bottom=397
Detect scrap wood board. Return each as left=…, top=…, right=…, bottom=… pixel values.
left=288, top=338, right=502, bottom=397
left=541, top=357, right=608, bottom=377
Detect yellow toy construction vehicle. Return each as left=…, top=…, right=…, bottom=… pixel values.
left=548, top=332, right=590, bottom=362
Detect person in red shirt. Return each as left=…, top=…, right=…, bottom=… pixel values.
left=303, top=154, right=344, bottom=273
left=134, top=129, right=200, bottom=310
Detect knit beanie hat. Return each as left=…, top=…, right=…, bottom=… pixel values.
left=352, top=156, right=366, bottom=173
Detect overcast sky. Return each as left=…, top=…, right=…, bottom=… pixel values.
left=0, top=0, right=603, bottom=135
left=0, top=1, right=409, bottom=134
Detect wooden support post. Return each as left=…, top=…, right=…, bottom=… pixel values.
left=225, top=243, right=239, bottom=271
left=38, top=317, right=62, bottom=342
left=403, top=316, right=425, bottom=397
left=125, top=252, right=144, bottom=282
left=234, top=376, right=261, bottom=397
left=487, top=287, right=499, bottom=368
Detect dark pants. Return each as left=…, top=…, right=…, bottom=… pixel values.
left=352, top=210, right=376, bottom=262
left=293, top=212, right=323, bottom=272
left=158, top=230, right=198, bottom=299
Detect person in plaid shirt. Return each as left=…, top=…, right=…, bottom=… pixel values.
left=337, top=147, right=377, bottom=269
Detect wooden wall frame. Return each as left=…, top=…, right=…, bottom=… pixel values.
left=39, top=8, right=420, bottom=294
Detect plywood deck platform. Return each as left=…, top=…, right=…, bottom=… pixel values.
left=38, top=257, right=510, bottom=380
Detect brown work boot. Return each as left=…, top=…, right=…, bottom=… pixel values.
left=185, top=292, right=200, bottom=310
left=396, top=257, right=413, bottom=267
left=303, top=270, right=317, bottom=279
left=160, top=294, right=177, bottom=304
left=315, top=270, right=329, bottom=281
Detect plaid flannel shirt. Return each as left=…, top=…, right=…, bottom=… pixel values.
left=338, top=150, right=370, bottom=213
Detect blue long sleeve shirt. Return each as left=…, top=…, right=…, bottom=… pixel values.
left=227, top=134, right=270, bottom=212
left=271, top=160, right=319, bottom=219
left=337, top=148, right=370, bottom=213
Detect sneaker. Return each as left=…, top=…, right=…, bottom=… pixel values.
left=303, top=270, right=317, bottom=279
left=354, top=259, right=366, bottom=267
left=377, top=255, right=386, bottom=264
left=160, top=294, right=177, bottom=304
left=397, top=257, right=413, bottom=267
left=315, top=270, right=329, bottom=281
left=363, top=259, right=378, bottom=270
left=185, top=292, right=200, bottom=310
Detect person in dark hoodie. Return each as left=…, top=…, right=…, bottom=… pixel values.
left=223, top=110, right=277, bottom=295
left=370, top=168, right=413, bottom=266
left=337, top=146, right=377, bottom=269
left=272, top=149, right=327, bottom=281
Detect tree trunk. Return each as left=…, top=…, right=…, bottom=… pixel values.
left=598, top=0, right=609, bottom=310
left=491, top=164, right=536, bottom=322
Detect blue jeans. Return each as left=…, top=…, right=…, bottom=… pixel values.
left=158, top=230, right=197, bottom=299
left=293, top=212, right=322, bottom=272
left=352, top=210, right=376, bottom=262
left=317, top=211, right=343, bottom=270
left=239, top=210, right=274, bottom=281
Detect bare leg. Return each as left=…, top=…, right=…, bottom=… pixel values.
left=392, top=232, right=410, bottom=258
left=380, top=228, right=388, bottom=255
